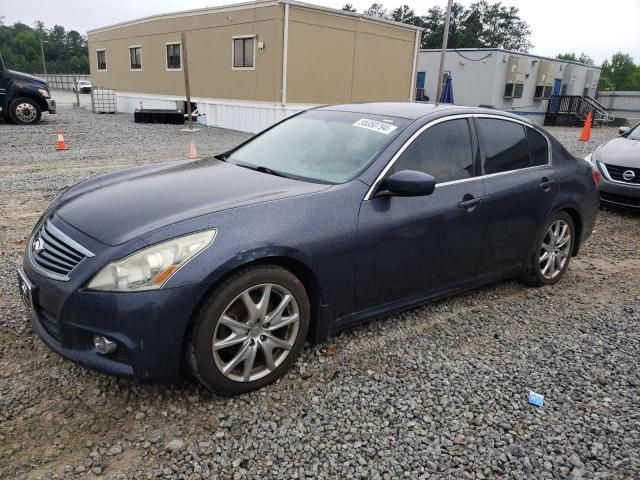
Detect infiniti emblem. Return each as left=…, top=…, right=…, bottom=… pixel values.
left=622, top=170, right=636, bottom=181
left=32, top=237, right=45, bottom=253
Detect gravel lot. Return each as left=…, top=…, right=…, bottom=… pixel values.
left=1, top=106, right=639, bottom=480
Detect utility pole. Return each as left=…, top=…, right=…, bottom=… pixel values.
left=435, top=0, right=453, bottom=105
left=180, top=31, right=198, bottom=132
left=40, top=36, right=47, bottom=75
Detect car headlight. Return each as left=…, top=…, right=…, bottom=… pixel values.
left=87, top=230, right=216, bottom=292
left=38, top=88, right=50, bottom=98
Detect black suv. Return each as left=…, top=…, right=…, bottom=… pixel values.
left=0, top=64, right=56, bottom=125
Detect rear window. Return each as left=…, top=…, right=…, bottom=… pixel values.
left=526, top=127, right=549, bottom=166
left=477, top=119, right=530, bottom=174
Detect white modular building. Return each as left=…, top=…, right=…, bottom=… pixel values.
left=416, top=48, right=602, bottom=125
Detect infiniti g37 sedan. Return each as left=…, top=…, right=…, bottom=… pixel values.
left=18, top=103, right=599, bottom=395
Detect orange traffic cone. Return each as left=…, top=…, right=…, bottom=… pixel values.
left=188, top=140, right=198, bottom=159
left=55, top=129, right=68, bottom=151
left=579, top=111, right=593, bottom=142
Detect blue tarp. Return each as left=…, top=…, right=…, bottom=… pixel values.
left=440, top=76, right=454, bottom=104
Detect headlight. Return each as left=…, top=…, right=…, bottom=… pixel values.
left=38, top=88, right=50, bottom=98
left=87, top=230, right=216, bottom=292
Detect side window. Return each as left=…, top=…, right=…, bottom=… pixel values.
left=526, top=127, right=549, bottom=166
left=477, top=119, right=530, bottom=174
left=96, top=50, right=107, bottom=71
left=392, top=119, right=474, bottom=184
left=166, top=43, right=181, bottom=70
left=129, top=46, right=142, bottom=70
left=233, top=37, right=255, bottom=69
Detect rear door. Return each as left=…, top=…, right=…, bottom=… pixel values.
left=474, top=116, right=559, bottom=274
left=355, top=117, right=486, bottom=311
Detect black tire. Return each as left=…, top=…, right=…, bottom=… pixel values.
left=520, top=211, right=575, bottom=287
left=9, top=97, right=42, bottom=125
left=187, top=265, right=310, bottom=395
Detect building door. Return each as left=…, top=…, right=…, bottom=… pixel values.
left=550, top=78, right=563, bottom=110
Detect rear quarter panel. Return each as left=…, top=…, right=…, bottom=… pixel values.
left=549, top=136, right=599, bottom=250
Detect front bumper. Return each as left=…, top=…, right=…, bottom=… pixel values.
left=46, top=99, right=56, bottom=114
left=18, top=263, right=210, bottom=383
left=598, top=177, right=640, bottom=211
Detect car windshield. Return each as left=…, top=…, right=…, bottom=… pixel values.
left=226, top=110, right=409, bottom=184
left=79, top=81, right=90, bottom=85
left=626, top=124, right=640, bottom=140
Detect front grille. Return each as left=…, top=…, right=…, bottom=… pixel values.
left=30, top=219, right=93, bottom=279
left=604, top=164, right=640, bottom=185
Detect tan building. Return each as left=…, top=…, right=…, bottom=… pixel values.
left=87, top=0, right=422, bottom=132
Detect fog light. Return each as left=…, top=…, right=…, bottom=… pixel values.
left=94, top=335, right=117, bottom=355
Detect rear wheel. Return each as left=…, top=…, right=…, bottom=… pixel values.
left=520, top=212, right=575, bottom=286
left=187, top=265, right=310, bottom=395
left=9, top=97, right=42, bottom=125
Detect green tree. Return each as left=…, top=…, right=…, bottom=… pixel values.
left=392, top=1, right=532, bottom=52
left=364, top=3, right=388, bottom=18
left=556, top=52, right=594, bottom=65
left=0, top=21, right=89, bottom=73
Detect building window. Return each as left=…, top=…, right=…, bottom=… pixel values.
left=504, top=83, right=514, bottom=98
left=233, top=36, right=255, bottom=69
left=543, top=86, right=553, bottom=99
left=96, top=49, right=107, bottom=71
left=166, top=43, right=181, bottom=70
left=513, top=83, right=524, bottom=98
left=534, top=85, right=544, bottom=99
left=129, top=46, right=142, bottom=70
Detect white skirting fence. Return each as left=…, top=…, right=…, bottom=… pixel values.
left=116, top=92, right=315, bottom=133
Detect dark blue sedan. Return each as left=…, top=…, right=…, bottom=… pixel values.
left=18, top=103, right=599, bottom=394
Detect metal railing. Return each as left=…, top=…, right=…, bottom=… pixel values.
left=31, top=74, right=90, bottom=91
left=544, top=95, right=614, bottom=126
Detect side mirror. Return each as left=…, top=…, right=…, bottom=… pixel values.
left=376, top=170, right=436, bottom=197
left=619, top=126, right=630, bottom=135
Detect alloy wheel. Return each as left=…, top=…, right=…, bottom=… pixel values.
left=15, top=102, right=37, bottom=123
left=212, top=283, right=300, bottom=382
left=539, top=219, right=571, bottom=280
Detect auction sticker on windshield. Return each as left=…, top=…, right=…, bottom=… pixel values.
left=353, top=118, right=398, bottom=135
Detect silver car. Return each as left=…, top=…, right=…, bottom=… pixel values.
left=586, top=123, right=640, bottom=210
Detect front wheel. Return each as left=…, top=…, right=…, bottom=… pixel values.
left=9, top=97, right=42, bottom=125
left=520, top=212, right=575, bottom=287
left=187, top=265, right=310, bottom=395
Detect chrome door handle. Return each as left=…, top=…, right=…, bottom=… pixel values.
left=458, top=197, right=482, bottom=209
left=539, top=178, right=557, bottom=190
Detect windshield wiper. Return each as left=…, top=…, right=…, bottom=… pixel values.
left=234, top=163, right=291, bottom=179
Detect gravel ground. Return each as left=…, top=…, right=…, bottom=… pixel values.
left=1, top=106, right=639, bottom=480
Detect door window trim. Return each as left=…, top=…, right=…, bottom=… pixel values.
left=364, top=113, right=552, bottom=200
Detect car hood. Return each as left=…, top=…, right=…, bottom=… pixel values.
left=596, top=136, right=640, bottom=167
left=6, top=69, right=47, bottom=86
left=56, top=158, right=331, bottom=246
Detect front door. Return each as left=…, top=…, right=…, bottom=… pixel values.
left=474, top=116, right=559, bottom=274
left=355, top=117, right=486, bottom=311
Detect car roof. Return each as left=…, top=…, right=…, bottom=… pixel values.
left=317, top=102, right=533, bottom=124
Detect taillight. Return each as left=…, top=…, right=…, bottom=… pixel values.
left=592, top=168, right=601, bottom=186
